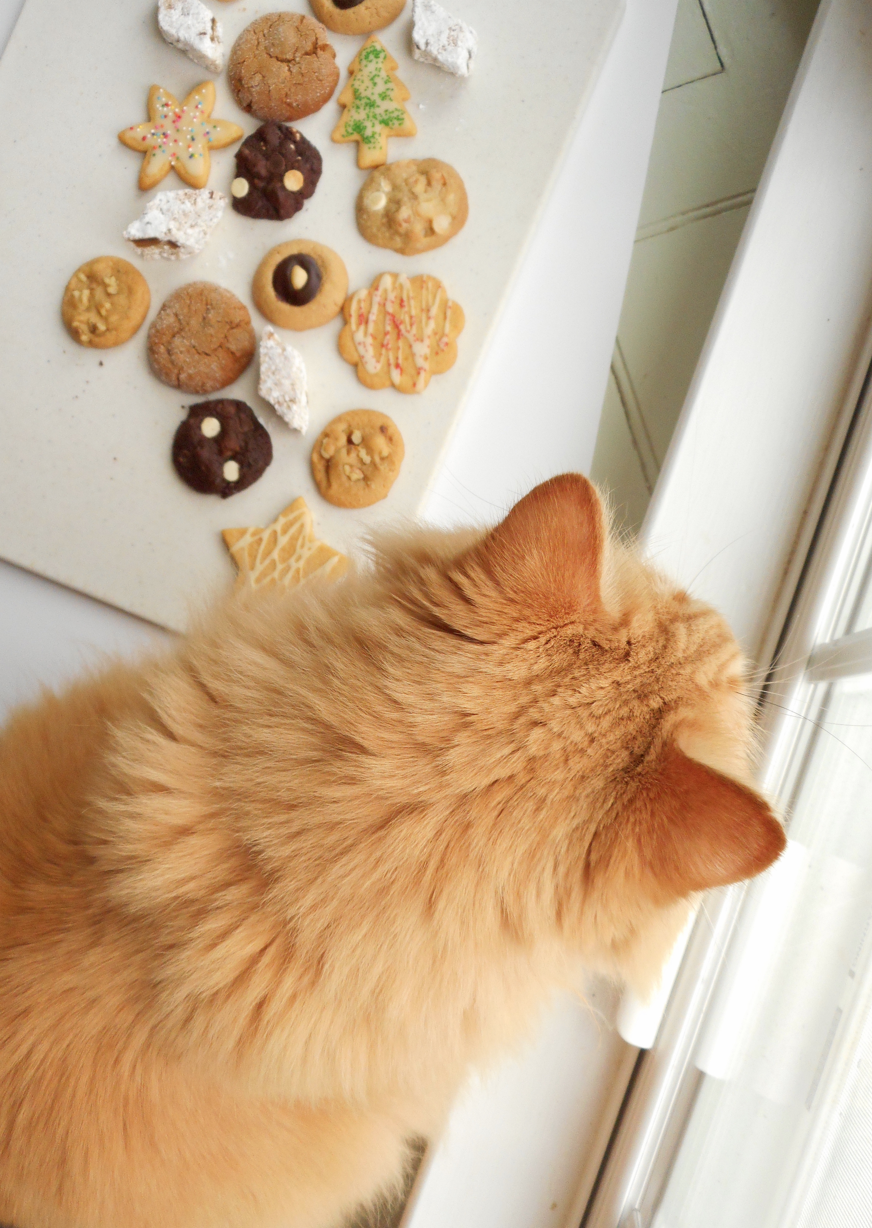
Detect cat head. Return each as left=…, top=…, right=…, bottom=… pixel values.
left=374, top=474, right=785, bottom=991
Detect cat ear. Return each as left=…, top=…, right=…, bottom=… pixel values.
left=460, top=474, right=606, bottom=624
left=641, top=746, right=785, bottom=898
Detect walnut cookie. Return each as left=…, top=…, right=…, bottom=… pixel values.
left=148, top=282, right=256, bottom=394
left=338, top=272, right=464, bottom=393
left=252, top=240, right=348, bottom=331
left=311, top=410, right=404, bottom=508
left=228, top=13, right=339, bottom=122
left=357, top=159, right=468, bottom=255
left=309, top=0, right=406, bottom=36
left=61, top=257, right=150, bottom=348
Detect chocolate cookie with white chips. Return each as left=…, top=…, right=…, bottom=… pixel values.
left=231, top=122, right=322, bottom=221
left=411, top=0, right=476, bottom=76
left=124, top=189, right=226, bottom=260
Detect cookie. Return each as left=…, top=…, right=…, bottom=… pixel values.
left=148, top=282, right=256, bottom=394
left=357, top=159, right=468, bottom=255
left=173, top=399, right=272, bottom=498
left=124, top=188, right=226, bottom=260
left=411, top=0, right=477, bottom=76
left=228, top=13, right=339, bottom=122
left=223, top=496, right=348, bottom=591
left=157, top=0, right=224, bottom=73
left=252, top=240, right=348, bottom=331
left=118, top=82, right=243, bottom=191
left=61, top=257, right=150, bottom=349
left=338, top=273, right=464, bottom=393
left=311, top=410, right=404, bottom=508
left=231, top=122, right=322, bottom=222
left=259, top=326, right=308, bottom=432
left=309, top=0, right=406, bottom=36
left=332, top=37, right=416, bottom=169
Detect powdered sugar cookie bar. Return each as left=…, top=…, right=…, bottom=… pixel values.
left=412, top=0, right=476, bottom=76
left=157, top=0, right=224, bottom=74
left=258, top=326, right=309, bottom=432
left=124, top=189, right=226, bottom=260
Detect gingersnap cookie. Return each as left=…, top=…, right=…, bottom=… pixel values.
left=333, top=37, right=416, bottom=169
left=310, top=0, right=405, bottom=36
left=338, top=272, right=464, bottom=393
left=252, top=240, right=348, bottom=331
left=118, top=82, right=243, bottom=191
left=231, top=122, right=322, bottom=222
left=148, top=282, right=256, bottom=394
left=357, top=159, right=468, bottom=255
left=173, top=399, right=272, bottom=497
left=311, top=410, right=403, bottom=508
left=228, top=13, right=339, bottom=122
left=61, top=256, right=150, bottom=348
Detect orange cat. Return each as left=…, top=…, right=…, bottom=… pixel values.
left=0, top=475, right=783, bottom=1228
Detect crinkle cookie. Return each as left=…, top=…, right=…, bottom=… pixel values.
left=338, top=272, right=464, bottom=393
left=172, top=399, right=272, bottom=497
left=148, top=282, right=256, bottom=393
left=124, top=188, right=226, bottom=260
left=228, top=13, right=339, bottom=122
left=357, top=159, right=468, bottom=255
left=311, top=410, right=404, bottom=507
left=231, top=122, right=321, bottom=222
left=309, top=0, right=405, bottom=36
left=252, top=240, right=348, bottom=331
left=61, top=256, right=150, bottom=348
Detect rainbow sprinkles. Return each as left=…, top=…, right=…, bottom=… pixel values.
left=118, top=82, right=243, bottom=191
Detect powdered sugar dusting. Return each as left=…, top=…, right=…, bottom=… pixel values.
left=412, top=0, right=477, bottom=77
left=157, top=0, right=224, bottom=74
left=259, top=326, right=309, bottom=433
left=123, top=189, right=226, bottom=260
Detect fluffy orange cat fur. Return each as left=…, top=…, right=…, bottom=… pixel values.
left=0, top=475, right=784, bottom=1228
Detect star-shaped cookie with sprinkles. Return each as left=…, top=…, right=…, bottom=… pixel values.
left=119, top=82, right=243, bottom=190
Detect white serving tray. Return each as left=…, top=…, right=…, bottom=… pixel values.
left=0, top=0, right=621, bottom=631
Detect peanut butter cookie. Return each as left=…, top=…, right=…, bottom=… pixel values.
left=338, top=272, right=464, bottom=393
left=61, top=256, right=150, bottom=348
left=252, top=240, right=348, bottom=331
left=148, top=282, right=256, bottom=394
left=357, top=159, right=468, bottom=255
left=310, top=0, right=406, bottom=36
left=311, top=410, right=404, bottom=508
left=228, top=13, right=339, bottom=122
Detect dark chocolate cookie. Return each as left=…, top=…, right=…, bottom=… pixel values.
left=172, top=400, right=272, bottom=498
left=231, top=122, right=322, bottom=221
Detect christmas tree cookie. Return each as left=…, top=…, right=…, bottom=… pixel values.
left=332, top=37, right=416, bottom=168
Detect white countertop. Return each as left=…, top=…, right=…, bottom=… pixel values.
left=0, top=1, right=679, bottom=1223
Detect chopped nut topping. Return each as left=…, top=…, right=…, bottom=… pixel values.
left=416, top=199, right=441, bottom=220
left=358, top=446, right=372, bottom=464
left=343, top=464, right=365, bottom=481
left=320, top=439, right=335, bottom=459
left=350, top=429, right=363, bottom=445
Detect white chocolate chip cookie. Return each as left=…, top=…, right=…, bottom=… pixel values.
left=356, top=159, right=468, bottom=255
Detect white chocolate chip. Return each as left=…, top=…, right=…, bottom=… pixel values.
left=223, top=460, right=240, bottom=483
left=350, top=429, right=363, bottom=445
left=283, top=169, right=304, bottom=191
left=231, top=177, right=250, bottom=199
left=290, top=264, right=309, bottom=290
left=200, top=416, right=221, bottom=438
left=343, top=464, right=365, bottom=481
left=432, top=213, right=452, bottom=234
left=365, top=190, right=388, bottom=211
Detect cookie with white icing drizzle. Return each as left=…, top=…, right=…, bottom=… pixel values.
left=337, top=272, right=464, bottom=393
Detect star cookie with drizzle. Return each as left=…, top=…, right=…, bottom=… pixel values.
left=119, top=82, right=243, bottom=190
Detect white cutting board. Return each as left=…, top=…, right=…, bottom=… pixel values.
left=0, top=0, right=622, bottom=631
